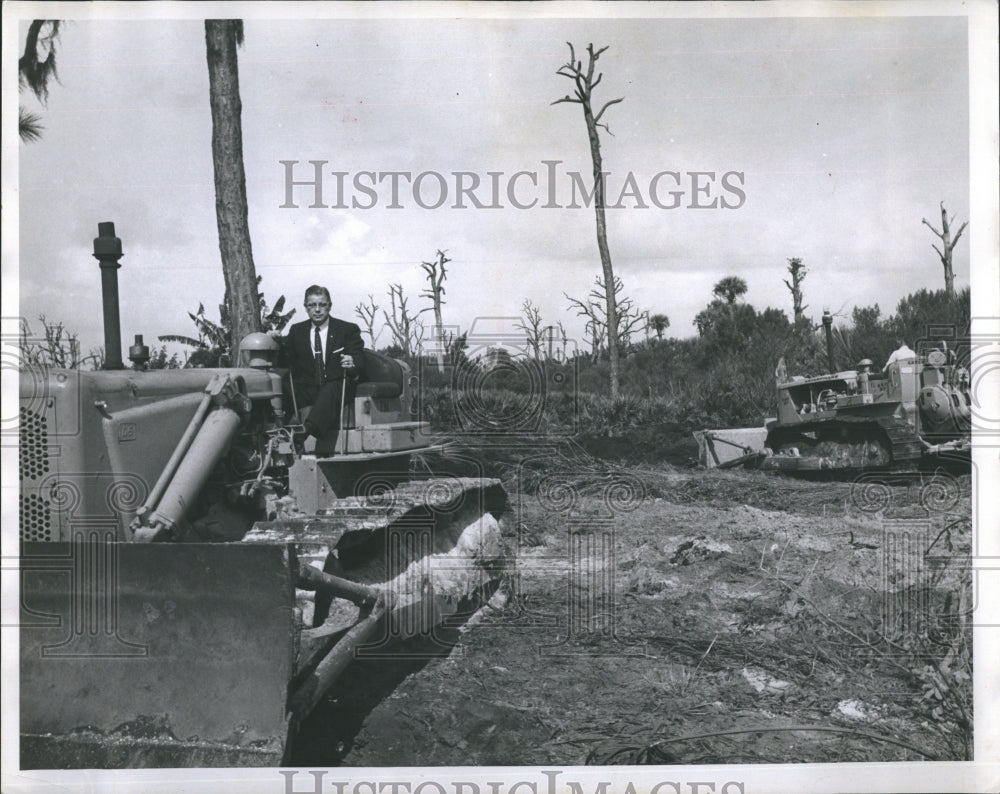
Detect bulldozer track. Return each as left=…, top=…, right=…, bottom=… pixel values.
left=766, top=413, right=924, bottom=472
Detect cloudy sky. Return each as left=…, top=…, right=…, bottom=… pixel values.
left=8, top=3, right=987, bottom=361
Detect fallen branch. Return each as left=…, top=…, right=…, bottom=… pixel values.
left=588, top=724, right=938, bottom=764
left=757, top=565, right=912, bottom=673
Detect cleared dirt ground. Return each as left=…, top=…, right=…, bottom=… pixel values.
left=293, top=460, right=973, bottom=767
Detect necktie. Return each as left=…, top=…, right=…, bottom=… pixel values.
left=314, top=326, right=325, bottom=382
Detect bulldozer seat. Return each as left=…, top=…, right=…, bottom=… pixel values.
left=356, top=381, right=402, bottom=399
left=357, top=349, right=404, bottom=395
left=283, top=349, right=405, bottom=423
left=351, top=350, right=404, bottom=399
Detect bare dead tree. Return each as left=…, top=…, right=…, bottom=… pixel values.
left=585, top=318, right=606, bottom=363
left=566, top=287, right=603, bottom=362
left=554, top=42, right=624, bottom=396
left=783, top=258, right=808, bottom=323
left=515, top=299, right=545, bottom=360
left=621, top=308, right=650, bottom=352
left=556, top=320, right=568, bottom=361
left=420, top=250, right=450, bottom=372
left=354, top=294, right=381, bottom=348
left=20, top=316, right=103, bottom=370
left=383, top=283, right=419, bottom=357
left=922, top=202, right=968, bottom=297
left=566, top=274, right=645, bottom=361
left=413, top=316, right=427, bottom=357
left=445, top=330, right=469, bottom=365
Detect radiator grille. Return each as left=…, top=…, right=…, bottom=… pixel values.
left=19, top=406, right=50, bottom=481
left=20, top=404, right=53, bottom=541
left=20, top=493, right=53, bottom=542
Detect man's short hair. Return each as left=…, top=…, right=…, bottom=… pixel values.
left=304, top=285, right=331, bottom=303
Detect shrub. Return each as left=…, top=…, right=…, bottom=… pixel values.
left=412, top=286, right=969, bottom=461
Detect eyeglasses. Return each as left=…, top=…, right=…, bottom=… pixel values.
left=305, top=302, right=331, bottom=309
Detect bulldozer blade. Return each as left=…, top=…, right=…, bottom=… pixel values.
left=716, top=451, right=766, bottom=469
left=694, top=427, right=768, bottom=469
left=19, top=542, right=297, bottom=769
left=249, top=477, right=510, bottom=663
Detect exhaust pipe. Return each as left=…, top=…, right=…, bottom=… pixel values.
left=94, top=221, right=124, bottom=370
left=821, top=310, right=835, bottom=373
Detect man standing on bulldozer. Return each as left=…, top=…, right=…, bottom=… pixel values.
left=281, top=285, right=367, bottom=455
left=883, top=338, right=917, bottom=373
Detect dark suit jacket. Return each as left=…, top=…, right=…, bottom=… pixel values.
left=282, top=317, right=367, bottom=396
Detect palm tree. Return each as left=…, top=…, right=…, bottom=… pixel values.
left=712, top=276, right=748, bottom=305
left=648, top=313, right=670, bottom=340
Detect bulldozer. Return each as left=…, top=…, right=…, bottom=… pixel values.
left=696, top=311, right=972, bottom=472
left=758, top=311, right=972, bottom=472
left=17, top=223, right=508, bottom=768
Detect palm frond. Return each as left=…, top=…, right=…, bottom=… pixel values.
left=157, top=334, right=207, bottom=349
left=19, top=106, right=43, bottom=142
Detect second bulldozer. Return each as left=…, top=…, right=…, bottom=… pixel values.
left=759, top=312, right=972, bottom=472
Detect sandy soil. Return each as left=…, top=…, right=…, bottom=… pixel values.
left=291, top=464, right=973, bottom=767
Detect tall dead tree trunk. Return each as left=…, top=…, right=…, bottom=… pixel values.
left=420, top=250, right=450, bottom=372
left=205, top=20, right=261, bottom=355
left=783, top=257, right=808, bottom=324
left=554, top=42, right=624, bottom=398
left=922, top=202, right=968, bottom=297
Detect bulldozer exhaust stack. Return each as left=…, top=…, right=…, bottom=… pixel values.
left=821, top=310, right=835, bottom=373
left=94, top=221, right=125, bottom=370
